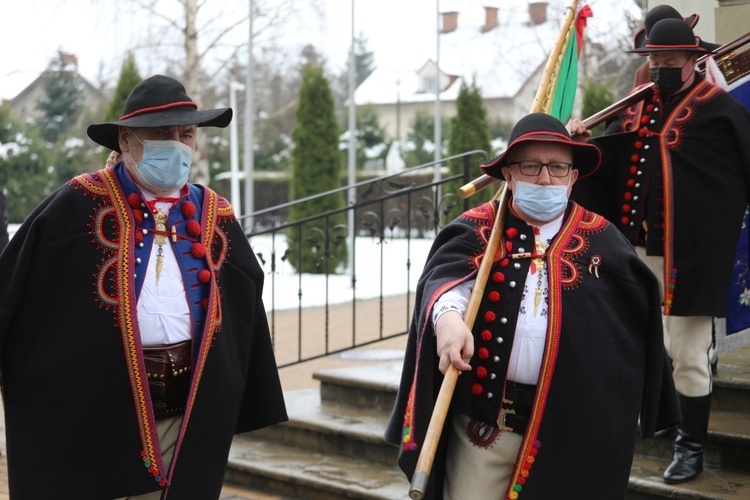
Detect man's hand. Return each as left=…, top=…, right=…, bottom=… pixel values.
left=568, top=118, right=591, bottom=142
left=435, top=311, right=474, bottom=374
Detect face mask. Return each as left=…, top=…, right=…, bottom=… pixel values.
left=130, top=132, right=193, bottom=191
left=512, top=176, right=569, bottom=222
left=650, top=60, right=690, bottom=95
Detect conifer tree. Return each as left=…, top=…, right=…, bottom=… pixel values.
left=446, top=78, right=491, bottom=221
left=582, top=78, right=616, bottom=137
left=288, top=64, right=347, bottom=274
left=100, top=53, right=143, bottom=163
left=37, top=51, right=84, bottom=144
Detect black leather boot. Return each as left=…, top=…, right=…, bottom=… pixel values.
left=663, top=393, right=712, bottom=484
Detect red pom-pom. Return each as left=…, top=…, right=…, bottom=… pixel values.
left=492, top=272, right=505, bottom=283
left=476, top=366, right=488, bottom=378
left=182, top=201, right=196, bottom=218
left=187, top=219, right=201, bottom=237
left=478, top=347, right=489, bottom=359
left=128, top=193, right=142, bottom=208
left=500, top=258, right=509, bottom=268
left=505, top=228, right=519, bottom=238
left=471, top=383, right=483, bottom=395
left=624, top=192, right=633, bottom=201
left=133, top=209, right=143, bottom=225
left=484, top=311, right=496, bottom=323
left=488, top=291, right=500, bottom=302
left=635, top=141, right=643, bottom=149
left=627, top=179, right=636, bottom=187
left=191, top=243, right=207, bottom=258
left=505, top=241, right=513, bottom=252
left=481, top=329, right=492, bottom=341
left=622, top=204, right=631, bottom=213
left=198, top=269, right=211, bottom=283
left=135, top=231, right=144, bottom=244
left=621, top=216, right=630, bottom=225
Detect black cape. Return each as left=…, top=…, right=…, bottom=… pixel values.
left=573, top=76, right=750, bottom=317
left=385, top=200, right=679, bottom=499
left=0, top=165, right=287, bottom=499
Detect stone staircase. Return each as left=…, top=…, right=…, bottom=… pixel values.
left=224, top=345, right=750, bottom=499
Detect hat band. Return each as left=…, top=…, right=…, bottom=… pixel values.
left=120, top=101, right=198, bottom=121
left=514, top=130, right=572, bottom=143
left=645, top=42, right=702, bottom=50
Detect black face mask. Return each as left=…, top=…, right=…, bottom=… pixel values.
left=650, top=60, right=690, bottom=95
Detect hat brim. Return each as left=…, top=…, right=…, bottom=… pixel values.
left=627, top=44, right=707, bottom=54
left=480, top=135, right=602, bottom=180
left=87, top=107, right=232, bottom=152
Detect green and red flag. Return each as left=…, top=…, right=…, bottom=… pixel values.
left=549, top=0, right=593, bottom=123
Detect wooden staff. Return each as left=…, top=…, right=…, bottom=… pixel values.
left=408, top=183, right=510, bottom=500
left=458, top=30, right=750, bottom=200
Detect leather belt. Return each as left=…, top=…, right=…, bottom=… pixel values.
left=498, top=381, right=536, bottom=435
left=143, top=340, right=192, bottom=419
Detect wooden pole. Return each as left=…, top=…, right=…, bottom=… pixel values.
left=409, top=184, right=510, bottom=500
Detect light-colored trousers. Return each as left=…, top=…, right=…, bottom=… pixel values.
left=444, top=413, right=523, bottom=499
left=114, top=415, right=183, bottom=500
left=636, top=246, right=713, bottom=397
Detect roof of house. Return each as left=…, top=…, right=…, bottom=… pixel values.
left=354, top=0, right=641, bottom=106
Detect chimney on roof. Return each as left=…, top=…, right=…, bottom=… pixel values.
left=482, top=6, right=499, bottom=33
left=529, top=2, right=548, bottom=25
left=61, top=52, right=79, bottom=70
left=441, top=11, right=458, bottom=33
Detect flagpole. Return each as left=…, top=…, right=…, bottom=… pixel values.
left=531, top=0, right=579, bottom=115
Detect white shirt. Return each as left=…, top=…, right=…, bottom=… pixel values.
left=136, top=192, right=192, bottom=346
left=432, top=214, right=564, bottom=385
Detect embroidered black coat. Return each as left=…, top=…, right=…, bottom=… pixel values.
left=0, top=165, right=287, bottom=499
left=384, top=200, right=679, bottom=500
left=573, top=75, right=750, bottom=317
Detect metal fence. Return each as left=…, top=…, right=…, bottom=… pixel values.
left=242, top=150, right=492, bottom=368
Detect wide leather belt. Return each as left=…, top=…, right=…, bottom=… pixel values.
left=143, top=340, right=192, bottom=419
left=498, top=381, right=537, bottom=435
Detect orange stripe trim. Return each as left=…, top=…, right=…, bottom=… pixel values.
left=120, top=101, right=197, bottom=121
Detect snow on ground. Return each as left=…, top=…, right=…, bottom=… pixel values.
left=250, top=234, right=435, bottom=311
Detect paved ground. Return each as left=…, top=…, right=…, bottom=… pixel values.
left=0, top=295, right=409, bottom=499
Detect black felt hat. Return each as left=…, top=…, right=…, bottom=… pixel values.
left=632, top=5, right=699, bottom=52
left=628, top=18, right=709, bottom=55
left=87, top=75, right=232, bottom=152
left=481, top=113, right=601, bottom=180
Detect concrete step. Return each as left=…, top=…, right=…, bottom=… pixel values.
left=225, top=436, right=409, bottom=500
left=314, top=362, right=401, bottom=412
left=249, top=389, right=400, bottom=467
left=713, top=345, right=750, bottom=413
left=634, top=409, right=750, bottom=472
left=627, top=454, right=750, bottom=499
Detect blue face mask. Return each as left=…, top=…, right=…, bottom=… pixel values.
left=512, top=176, right=570, bottom=222
left=130, top=132, right=193, bottom=192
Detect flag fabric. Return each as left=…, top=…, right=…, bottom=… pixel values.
left=718, top=70, right=750, bottom=352
left=549, top=1, right=593, bottom=123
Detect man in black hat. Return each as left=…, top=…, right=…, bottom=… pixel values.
left=385, top=113, right=679, bottom=499
left=571, top=18, right=750, bottom=485
left=0, top=75, right=287, bottom=498
left=631, top=4, right=720, bottom=86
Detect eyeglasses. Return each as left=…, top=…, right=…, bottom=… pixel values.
left=508, top=160, right=573, bottom=177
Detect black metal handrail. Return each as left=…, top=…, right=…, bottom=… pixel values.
left=243, top=150, right=491, bottom=368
